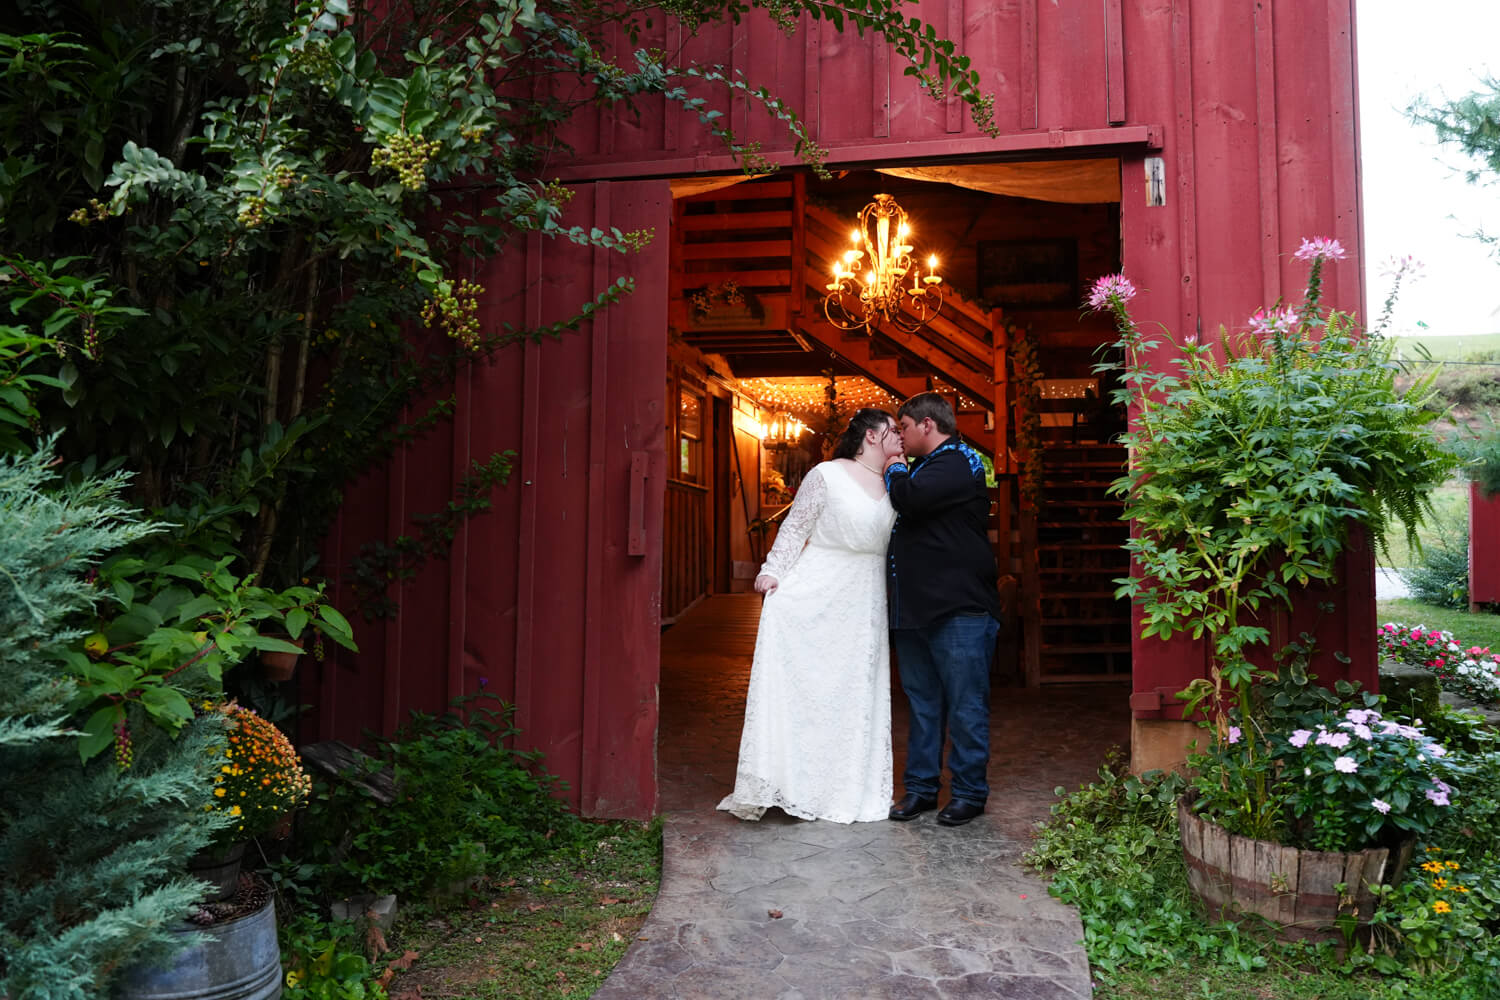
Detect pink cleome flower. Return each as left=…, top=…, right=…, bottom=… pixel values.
left=1293, top=236, right=1348, bottom=262
left=1087, top=274, right=1138, bottom=311
left=1248, top=306, right=1298, bottom=337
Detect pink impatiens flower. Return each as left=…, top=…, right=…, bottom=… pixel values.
left=1371, top=799, right=1391, bottom=815
left=1227, top=726, right=1241, bottom=745
left=1316, top=730, right=1352, bottom=750
left=1087, top=274, right=1138, bottom=311
left=1334, top=756, right=1358, bottom=774
left=1288, top=729, right=1314, bottom=748
left=1293, top=236, right=1347, bottom=262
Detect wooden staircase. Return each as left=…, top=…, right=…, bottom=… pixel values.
left=1034, top=442, right=1131, bottom=681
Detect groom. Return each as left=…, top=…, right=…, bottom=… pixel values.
left=882, top=392, right=1002, bottom=827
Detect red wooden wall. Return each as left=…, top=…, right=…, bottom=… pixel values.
left=308, top=181, right=670, bottom=818
left=306, top=0, right=1370, bottom=815
left=1471, top=483, right=1500, bottom=609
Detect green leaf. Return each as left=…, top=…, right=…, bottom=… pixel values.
left=286, top=607, right=310, bottom=639
left=140, top=685, right=194, bottom=730
left=79, top=705, right=125, bottom=762
left=243, top=633, right=304, bottom=654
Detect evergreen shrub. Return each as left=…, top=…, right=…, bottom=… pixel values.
left=0, top=446, right=230, bottom=1000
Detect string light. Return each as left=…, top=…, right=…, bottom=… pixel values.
left=739, top=376, right=900, bottom=420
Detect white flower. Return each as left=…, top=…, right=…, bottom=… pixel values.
left=1334, top=756, right=1358, bottom=774
left=1371, top=799, right=1391, bottom=815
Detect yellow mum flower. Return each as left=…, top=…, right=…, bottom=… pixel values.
left=230, top=805, right=242, bottom=816
left=213, top=788, right=226, bottom=798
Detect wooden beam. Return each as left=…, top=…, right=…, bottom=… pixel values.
left=1105, top=0, right=1126, bottom=125
left=1022, top=508, right=1041, bottom=687
left=794, top=317, right=931, bottom=401
left=679, top=211, right=793, bottom=231
left=681, top=240, right=793, bottom=259
left=681, top=269, right=791, bottom=289
left=791, top=173, right=807, bottom=315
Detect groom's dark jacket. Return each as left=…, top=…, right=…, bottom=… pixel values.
left=883, top=437, right=1002, bottom=630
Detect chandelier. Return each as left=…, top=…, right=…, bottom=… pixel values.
left=823, top=193, right=944, bottom=335
left=757, top=411, right=806, bottom=450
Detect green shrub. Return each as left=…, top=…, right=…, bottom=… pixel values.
left=1022, top=753, right=1285, bottom=975
left=1453, top=415, right=1500, bottom=499
left=1429, top=354, right=1500, bottom=412
left=1400, top=517, right=1470, bottom=609
left=280, top=915, right=388, bottom=1000
left=296, top=693, right=581, bottom=900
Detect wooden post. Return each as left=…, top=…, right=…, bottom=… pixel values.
left=791, top=173, right=806, bottom=316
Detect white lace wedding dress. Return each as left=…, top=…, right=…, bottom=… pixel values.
left=717, top=461, right=896, bottom=823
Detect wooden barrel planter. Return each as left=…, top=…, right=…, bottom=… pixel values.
left=1177, top=798, right=1414, bottom=944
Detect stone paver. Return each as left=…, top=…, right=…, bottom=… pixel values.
left=594, top=595, right=1129, bottom=999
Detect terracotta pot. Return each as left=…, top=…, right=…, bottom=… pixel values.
left=1177, top=797, right=1413, bottom=945
left=259, top=636, right=304, bottom=682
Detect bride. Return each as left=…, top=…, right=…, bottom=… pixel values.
left=717, top=408, right=905, bottom=823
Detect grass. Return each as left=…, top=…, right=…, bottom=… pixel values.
left=1376, top=598, right=1500, bottom=652
left=1392, top=332, right=1500, bottom=362
left=384, top=818, right=662, bottom=999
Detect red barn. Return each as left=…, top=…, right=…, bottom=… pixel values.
left=308, top=1, right=1371, bottom=818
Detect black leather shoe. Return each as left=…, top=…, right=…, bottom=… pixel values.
left=936, top=800, right=985, bottom=827
left=888, top=792, right=939, bottom=821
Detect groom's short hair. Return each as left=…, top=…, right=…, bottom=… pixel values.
left=898, top=392, right=956, bottom=435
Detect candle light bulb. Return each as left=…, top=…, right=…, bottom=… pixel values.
left=851, top=229, right=861, bottom=244
left=928, top=255, right=938, bottom=271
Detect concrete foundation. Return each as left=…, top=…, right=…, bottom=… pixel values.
left=1130, top=717, right=1197, bottom=775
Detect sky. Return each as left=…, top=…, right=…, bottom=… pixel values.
left=1358, top=1, right=1500, bottom=338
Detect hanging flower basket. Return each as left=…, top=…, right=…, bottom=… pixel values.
left=1177, top=796, right=1414, bottom=944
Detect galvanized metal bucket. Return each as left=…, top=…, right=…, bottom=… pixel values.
left=116, top=897, right=281, bottom=1000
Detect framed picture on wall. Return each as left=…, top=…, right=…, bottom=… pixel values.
left=977, top=239, right=1078, bottom=307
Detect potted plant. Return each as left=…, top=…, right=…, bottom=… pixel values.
left=1174, top=668, right=1455, bottom=942
left=119, top=702, right=312, bottom=1000
left=1087, top=239, right=1459, bottom=942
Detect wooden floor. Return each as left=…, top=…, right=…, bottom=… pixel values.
left=657, top=593, right=1133, bottom=837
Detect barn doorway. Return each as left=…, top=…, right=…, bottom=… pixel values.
left=655, top=161, right=1133, bottom=806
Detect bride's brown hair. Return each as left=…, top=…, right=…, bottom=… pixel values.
left=832, top=408, right=895, bottom=460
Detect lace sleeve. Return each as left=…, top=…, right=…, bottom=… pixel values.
left=759, top=465, right=828, bottom=582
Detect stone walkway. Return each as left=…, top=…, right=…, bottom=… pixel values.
left=593, top=595, right=1131, bottom=1000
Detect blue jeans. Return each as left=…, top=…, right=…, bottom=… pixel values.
left=893, top=612, right=1000, bottom=806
